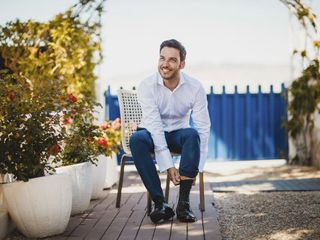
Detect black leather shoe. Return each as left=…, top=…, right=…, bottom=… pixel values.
left=150, top=202, right=175, bottom=223
left=176, top=201, right=197, bottom=222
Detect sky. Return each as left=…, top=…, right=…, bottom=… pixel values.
left=1, top=0, right=319, bottom=94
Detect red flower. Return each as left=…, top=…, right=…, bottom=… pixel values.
left=49, top=144, right=60, bottom=155
left=68, top=94, right=77, bottom=103
left=97, top=138, right=108, bottom=148
left=61, top=117, right=73, bottom=125
left=100, top=122, right=110, bottom=130
left=7, top=91, right=16, bottom=101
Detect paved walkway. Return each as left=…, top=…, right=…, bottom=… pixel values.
left=47, top=170, right=221, bottom=240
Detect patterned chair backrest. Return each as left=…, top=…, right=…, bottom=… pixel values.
left=117, top=89, right=143, bottom=155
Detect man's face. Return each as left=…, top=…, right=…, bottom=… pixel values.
left=158, top=47, right=185, bottom=81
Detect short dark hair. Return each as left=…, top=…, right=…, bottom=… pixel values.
left=160, top=39, right=187, bottom=62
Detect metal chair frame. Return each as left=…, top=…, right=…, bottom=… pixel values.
left=115, top=89, right=205, bottom=214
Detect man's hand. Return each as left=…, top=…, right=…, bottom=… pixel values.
left=167, top=167, right=180, bottom=185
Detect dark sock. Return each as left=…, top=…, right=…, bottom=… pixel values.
left=178, top=179, right=194, bottom=203
left=154, top=197, right=165, bottom=208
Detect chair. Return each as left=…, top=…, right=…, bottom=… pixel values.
left=115, top=89, right=205, bottom=214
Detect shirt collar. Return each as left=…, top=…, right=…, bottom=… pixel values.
left=157, top=72, right=186, bottom=88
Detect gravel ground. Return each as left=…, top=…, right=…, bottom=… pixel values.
left=214, top=191, right=320, bottom=240
left=206, top=161, right=320, bottom=240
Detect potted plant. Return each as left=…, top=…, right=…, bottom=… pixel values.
left=54, top=95, right=102, bottom=214
left=86, top=119, right=121, bottom=199
left=0, top=0, right=106, bottom=235
left=55, top=98, right=121, bottom=204
left=0, top=72, right=72, bottom=238
left=98, top=118, right=122, bottom=189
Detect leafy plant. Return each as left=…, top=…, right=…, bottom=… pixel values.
left=49, top=91, right=122, bottom=166
left=57, top=113, right=122, bottom=166
left=55, top=96, right=102, bottom=166
left=0, top=0, right=106, bottom=180
left=0, top=71, right=67, bottom=181
left=0, top=0, right=105, bottom=101
left=280, top=0, right=320, bottom=165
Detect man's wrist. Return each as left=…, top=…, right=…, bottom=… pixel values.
left=167, top=167, right=176, bottom=172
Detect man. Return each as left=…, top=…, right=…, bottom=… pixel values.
left=129, top=39, right=210, bottom=223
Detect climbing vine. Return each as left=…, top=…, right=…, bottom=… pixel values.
left=280, top=0, right=320, bottom=165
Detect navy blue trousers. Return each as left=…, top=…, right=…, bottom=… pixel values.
left=129, top=128, right=200, bottom=202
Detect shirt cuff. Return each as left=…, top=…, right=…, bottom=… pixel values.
left=198, top=152, right=207, bottom=172
left=155, top=149, right=174, bottom=172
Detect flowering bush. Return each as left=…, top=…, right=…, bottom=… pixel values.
left=0, top=71, right=67, bottom=181
left=53, top=93, right=101, bottom=166
left=0, top=0, right=107, bottom=180
left=96, top=118, right=122, bottom=157
left=0, top=71, right=123, bottom=179
left=54, top=93, right=122, bottom=166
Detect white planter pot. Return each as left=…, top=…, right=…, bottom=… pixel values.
left=104, top=152, right=119, bottom=189
left=55, top=162, right=92, bottom=215
left=91, top=155, right=107, bottom=199
left=0, top=175, right=15, bottom=240
left=2, top=174, right=72, bottom=238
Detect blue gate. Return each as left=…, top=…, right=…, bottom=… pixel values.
left=105, top=84, right=288, bottom=161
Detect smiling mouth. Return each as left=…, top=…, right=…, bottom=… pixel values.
left=162, top=68, right=171, bottom=73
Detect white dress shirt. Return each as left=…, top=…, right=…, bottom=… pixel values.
left=137, top=71, right=211, bottom=172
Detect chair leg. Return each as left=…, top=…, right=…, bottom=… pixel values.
left=165, top=172, right=170, bottom=203
left=147, top=192, right=152, bottom=216
left=199, top=172, right=205, bottom=212
left=116, top=154, right=126, bottom=208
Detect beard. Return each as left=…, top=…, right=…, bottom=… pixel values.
left=158, top=67, right=180, bottom=81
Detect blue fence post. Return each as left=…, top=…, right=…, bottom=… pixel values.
left=245, top=85, right=251, bottom=159
left=280, top=83, right=288, bottom=157
left=257, top=85, right=263, bottom=159
left=221, top=86, right=228, bottom=158
left=104, top=86, right=111, bottom=120
left=208, top=86, right=217, bottom=159
left=234, top=86, right=240, bottom=159
left=269, top=85, right=275, bottom=157
left=215, top=88, right=222, bottom=159
left=227, top=88, right=233, bottom=159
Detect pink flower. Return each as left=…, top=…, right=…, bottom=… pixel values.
left=60, top=117, right=73, bottom=125
left=100, top=122, right=110, bottom=130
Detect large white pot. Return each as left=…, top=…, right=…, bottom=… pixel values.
left=0, top=174, right=15, bottom=240
left=2, top=174, right=72, bottom=238
left=104, top=152, right=119, bottom=189
left=91, top=155, right=107, bottom=199
left=55, top=162, right=92, bottom=215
